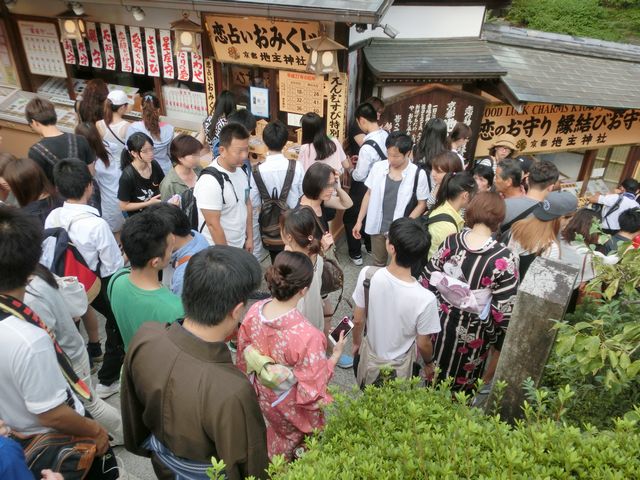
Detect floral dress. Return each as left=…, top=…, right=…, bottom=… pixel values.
left=422, top=230, right=518, bottom=391
left=236, top=300, right=334, bottom=460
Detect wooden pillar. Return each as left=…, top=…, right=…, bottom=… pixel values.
left=620, top=145, right=640, bottom=181
left=578, top=149, right=598, bottom=196
left=484, top=258, right=577, bottom=423
left=268, top=69, right=278, bottom=122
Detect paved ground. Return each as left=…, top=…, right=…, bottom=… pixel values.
left=93, top=238, right=372, bottom=479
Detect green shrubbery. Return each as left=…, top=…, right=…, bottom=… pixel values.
left=505, top=0, right=640, bottom=43
left=264, top=380, right=640, bottom=479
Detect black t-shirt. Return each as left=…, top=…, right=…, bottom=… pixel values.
left=22, top=196, right=64, bottom=226
left=117, top=161, right=164, bottom=215
left=28, top=133, right=96, bottom=183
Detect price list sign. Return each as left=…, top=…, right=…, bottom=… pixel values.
left=18, top=21, right=66, bottom=78
left=278, top=71, right=324, bottom=116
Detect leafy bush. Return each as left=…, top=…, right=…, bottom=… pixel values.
left=267, top=380, right=640, bottom=479
left=505, top=0, right=640, bottom=43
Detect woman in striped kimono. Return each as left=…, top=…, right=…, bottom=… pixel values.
left=422, top=192, right=519, bottom=392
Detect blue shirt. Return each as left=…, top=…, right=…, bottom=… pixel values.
left=170, top=230, right=210, bottom=295
left=0, top=436, right=34, bottom=480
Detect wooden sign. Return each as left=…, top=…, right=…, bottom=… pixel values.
left=17, top=21, right=66, bottom=78
left=278, top=70, right=324, bottom=115
left=325, top=73, right=348, bottom=142
left=204, top=57, right=215, bottom=113
left=204, top=15, right=320, bottom=72
left=477, top=103, right=640, bottom=155
left=115, top=25, right=132, bottom=73
left=383, top=84, right=487, bottom=164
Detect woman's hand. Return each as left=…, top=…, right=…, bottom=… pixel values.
left=144, top=194, right=162, bottom=207
left=321, top=231, right=334, bottom=252
left=331, top=331, right=347, bottom=361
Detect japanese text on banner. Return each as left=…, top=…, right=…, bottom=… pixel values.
left=62, top=39, right=76, bottom=65
left=76, top=38, right=89, bottom=67
left=144, top=28, right=160, bottom=77
left=101, top=24, right=116, bottom=70
left=159, top=30, right=174, bottom=79
left=86, top=22, right=103, bottom=69
left=204, top=58, right=216, bottom=112
left=204, top=15, right=319, bottom=72
left=325, top=73, right=347, bottom=142
left=129, top=26, right=146, bottom=75
left=191, top=34, right=204, bottom=83
left=115, top=25, right=132, bottom=73
left=477, top=103, right=640, bottom=154
left=176, top=51, right=190, bottom=81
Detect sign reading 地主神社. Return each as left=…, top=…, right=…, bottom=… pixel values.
left=476, top=103, right=640, bottom=155
left=204, top=15, right=320, bottom=72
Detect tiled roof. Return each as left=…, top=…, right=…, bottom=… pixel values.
left=363, top=37, right=507, bottom=81
left=484, top=25, right=640, bottom=109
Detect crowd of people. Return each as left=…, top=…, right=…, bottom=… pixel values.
left=1, top=87, right=640, bottom=480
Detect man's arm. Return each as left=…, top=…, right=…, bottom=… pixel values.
left=416, top=334, right=435, bottom=378
left=93, top=224, right=124, bottom=276
left=352, top=189, right=371, bottom=240
left=120, top=347, right=152, bottom=457
left=352, top=305, right=366, bottom=355
left=352, top=146, right=373, bottom=182
left=38, top=405, right=109, bottom=455
left=409, top=200, right=427, bottom=219
left=201, top=209, right=227, bottom=245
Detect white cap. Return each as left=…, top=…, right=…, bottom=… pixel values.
left=107, top=90, right=130, bottom=106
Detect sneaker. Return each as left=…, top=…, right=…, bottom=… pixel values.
left=337, top=354, right=354, bottom=369
left=349, top=255, right=363, bottom=266
left=87, top=342, right=103, bottom=363
left=96, top=381, right=120, bottom=399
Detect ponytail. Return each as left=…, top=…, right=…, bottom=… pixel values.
left=103, top=99, right=126, bottom=126
left=141, top=92, right=161, bottom=140
left=121, top=132, right=154, bottom=171
left=434, top=171, right=476, bottom=210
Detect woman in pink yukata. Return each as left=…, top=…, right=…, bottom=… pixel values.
left=237, top=251, right=346, bottom=460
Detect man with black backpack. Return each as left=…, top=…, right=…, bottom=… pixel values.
left=250, top=120, right=304, bottom=263
left=26, top=97, right=96, bottom=184
left=343, top=102, right=389, bottom=265
left=193, top=123, right=253, bottom=250
left=589, top=178, right=640, bottom=235
left=499, top=159, right=559, bottom=242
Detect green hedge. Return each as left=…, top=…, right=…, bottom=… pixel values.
left=269, top=380, right=640, bottom=479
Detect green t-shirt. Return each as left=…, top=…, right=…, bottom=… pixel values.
left=108, top=269, right=184, bottom=349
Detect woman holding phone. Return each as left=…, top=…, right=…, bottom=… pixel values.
left=237, top=251, right=346, bottom=461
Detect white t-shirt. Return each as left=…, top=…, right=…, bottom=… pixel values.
left=352, top=267, right=441, bottom=361
left=364, top=161, right=430, bottom=235
left=598, top=193, right=639, bottom=231
left=0, top=316, right=84, bottom=435
left=194, top=159, right=249, bottom=248
left=250, top=153, right=304, bottom=210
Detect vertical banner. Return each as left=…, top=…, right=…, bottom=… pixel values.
left=159, top=30, right=174, bottom=79
left=86, top=22, right=103, bottom=69
left=144, top=28, right=160, bottom=77
left=62, top=39, right=76, bottom=64
left=204, top=57, right=216, bottom=113
left=325, top=73, right=348, bottom=142
left=76, top=39, right=89, bottom=67
left=115, top=25, right=132, bottom=73
left=190, top=34, right=204, bottom=84
left=176, top=51, right=189, bottom=81
left=100, top=24, right=116, bottom=70
left=129, top=26, right=145, bottom=75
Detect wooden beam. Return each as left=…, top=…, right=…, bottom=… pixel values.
left=578, top=149, right=598, bottom=196
left=620, top=146, right=640, bottom=182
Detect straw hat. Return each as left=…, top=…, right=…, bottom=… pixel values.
left=491, top=134, right=519, bottom=152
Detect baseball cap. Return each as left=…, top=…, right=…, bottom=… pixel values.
left=107, top=90, right=130, bottom=106
left=534, top=191, right=578, bottom=221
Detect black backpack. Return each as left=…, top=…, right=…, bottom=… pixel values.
left=252, top=160, right=296, bottom=250
left=181, top=167, right=239, bottom=231
left=497, top=202, right=540, bottom=245
left=363, top=139, right=387, bottom=161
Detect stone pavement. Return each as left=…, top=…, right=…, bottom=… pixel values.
left=93, top=239, right=373, bottom=479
